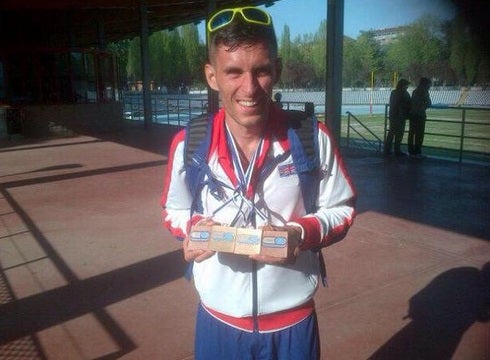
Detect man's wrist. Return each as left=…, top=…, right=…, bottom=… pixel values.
left=287, top=217, right=322, bottom=250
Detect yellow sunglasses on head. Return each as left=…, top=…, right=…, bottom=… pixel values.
left=207, top=6, right=271, bottom=33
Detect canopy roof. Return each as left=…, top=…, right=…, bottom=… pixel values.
left=0, top=0, right=278, bottom=48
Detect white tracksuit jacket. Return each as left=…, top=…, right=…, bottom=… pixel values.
left=161, top=106, right=356, bottom=332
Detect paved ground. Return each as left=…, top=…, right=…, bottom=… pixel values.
left=0, top=122, right=489, bottom=360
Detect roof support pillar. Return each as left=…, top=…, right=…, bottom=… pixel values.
left=325, top=0, right=344, bottom=142
left=139, top=0, right=152, bottom=130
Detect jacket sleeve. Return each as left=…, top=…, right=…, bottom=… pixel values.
left=160, top=129, right=195, bottom=240
left=294, top=122, right=357, bottom=249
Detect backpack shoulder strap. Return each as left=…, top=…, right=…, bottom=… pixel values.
left=185, top=114, right=211, bottom=167
left=184, top=114, right=214, bottom=213
left=284, top=110, right=320, bottom=213
left=285, top=109, right=327, bottom=286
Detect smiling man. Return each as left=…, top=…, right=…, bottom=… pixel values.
left=161, top=6, right=356, bottom=359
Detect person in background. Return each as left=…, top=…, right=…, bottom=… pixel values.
left=384, top=78, right=411, bottom=157
left=160, top=5, right=356, bottom=359
left=273, top=91, right=283, bottom=108
left=408, top=77, right=432, bottom=159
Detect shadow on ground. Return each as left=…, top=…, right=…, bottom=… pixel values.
left=368, top=263, right=490, bottom=359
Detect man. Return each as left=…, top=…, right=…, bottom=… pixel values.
left=384, top=78, right=411, bottom=157
left=161, top=6, right=356, bottom=359
left=408, top=77, right=432, bottom=158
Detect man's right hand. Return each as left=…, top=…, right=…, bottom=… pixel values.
left=183, top=218, right=217, bottom=262
left=182, top=236, right=215, bottom=262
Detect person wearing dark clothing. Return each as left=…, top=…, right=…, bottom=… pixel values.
left=408, top=77, right=432, bottom=158
left=274, top=92, right=283, bottom=108
left=384, top=79, right=411, bottom=157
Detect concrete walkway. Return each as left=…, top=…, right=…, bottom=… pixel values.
left=1, top=122, right=488, bottom=360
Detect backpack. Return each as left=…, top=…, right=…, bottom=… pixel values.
left=183, top=109, right=328, bottom=286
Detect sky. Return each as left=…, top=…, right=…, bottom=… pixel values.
left=267, top=0, right=457, bottom=38
left=199, top=0, right=457, bottom=40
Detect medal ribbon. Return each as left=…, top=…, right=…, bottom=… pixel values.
left=225, top=124, right=264, bottom=226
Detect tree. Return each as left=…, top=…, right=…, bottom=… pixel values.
left=181, top=24, right=206, bottom=87
left=279, top=25, right=292, bottom=88
left=311, top=20, right=327, bottom=88
left=342, top=37, right=358, bottom=87
left=343, top=31, right=381, bottom=88
left=149, top=31, right=168, bottom=87
left=286, top=61, right=315, bottom=89
left=107, top=39, right=130, bottom=88
left=385, top=16, right=444, bottom=82
left=126, top=37, right=141, bottom=83
left=119, top=12, right=489, bottom=91
left=286, top=35, right=312, bottom=89
left=448, top=16, right=487, bottom=86
left=167, top=29, right=187, bottom=90
left=279, top=24, right=326, bottom=89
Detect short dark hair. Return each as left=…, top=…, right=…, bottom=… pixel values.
left=396, top=78, right=410, bottom=89
left=207, top=14, right=278, bottom=61
left=419, top=77, right=432, bottom=88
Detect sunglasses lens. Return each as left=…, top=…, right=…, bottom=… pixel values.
left=242, top=8, right=269, bottom=24
left=210, top=10, right=234, bottom=31
left=208, top=7, right=271, bottom=33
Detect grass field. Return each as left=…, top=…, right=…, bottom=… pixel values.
left=326, top=107, right=490, bottom=163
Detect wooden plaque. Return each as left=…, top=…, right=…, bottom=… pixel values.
left=188, top=224, right=212, bottom=250
left=261, top=229, right=289, bottom=258
left=208, top=225, right=236, bottom=253
left=235, top=228, right=262, bottom=255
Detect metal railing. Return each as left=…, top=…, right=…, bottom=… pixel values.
left=345, top=104, right=490, bottom=164
left=345, top=111, right=384, bottom=152
left=122, top=93, right=313, bottom=127
left=122, top=92, right=489, bottom=164
left=421, top=106, right=490, bottom=163
left=123, top=92, right=208, bottom=127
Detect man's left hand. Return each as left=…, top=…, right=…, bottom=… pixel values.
left=249, top=225, right=302, bottom=265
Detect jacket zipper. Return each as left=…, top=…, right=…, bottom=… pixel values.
left=252, top=260, right=259, bottom=332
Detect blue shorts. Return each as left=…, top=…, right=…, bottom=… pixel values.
left=195, top=304, right=320, bottom=360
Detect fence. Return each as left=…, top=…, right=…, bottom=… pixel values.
left=122, top=92, right=314, bottom=127
left=345, top=105, right=490, bottom=164
left=123, top=92, right=208, bottom=127
left=273, top=89, right=490, bottom=107
left=122, top=91, right=490, bottom=164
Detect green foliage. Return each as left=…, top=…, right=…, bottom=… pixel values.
left=181, top=24, right=206, bottom=87
left=126, top=37, right=141, bottom=81
left=278, top=25, right=292, bottom=87
left=448, top=15, right=488, bottom=86
left=120, top=23, right=205, bottom=91
left=387, top=16, right=444, bottom=81
left=113, top=14, right=487, bottom=90
left=107, top=39, right=130, bottom=85
left=148, top=31, right=167, bottom=85
left=344, top=32, right=382, bottom=87
left=311, top=20, right=327, bottom=85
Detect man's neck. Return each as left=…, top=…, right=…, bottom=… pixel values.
left=225, top=120, right=264, bottom=163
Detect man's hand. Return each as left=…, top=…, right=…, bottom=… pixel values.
left=183, top=218, right=216, bottom=263
left=249, top=225, right=302, bottom=265
left=182, top=236, right=215, bottom=262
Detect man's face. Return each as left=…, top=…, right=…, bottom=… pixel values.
left=205, top=41, right=281, bottom=130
